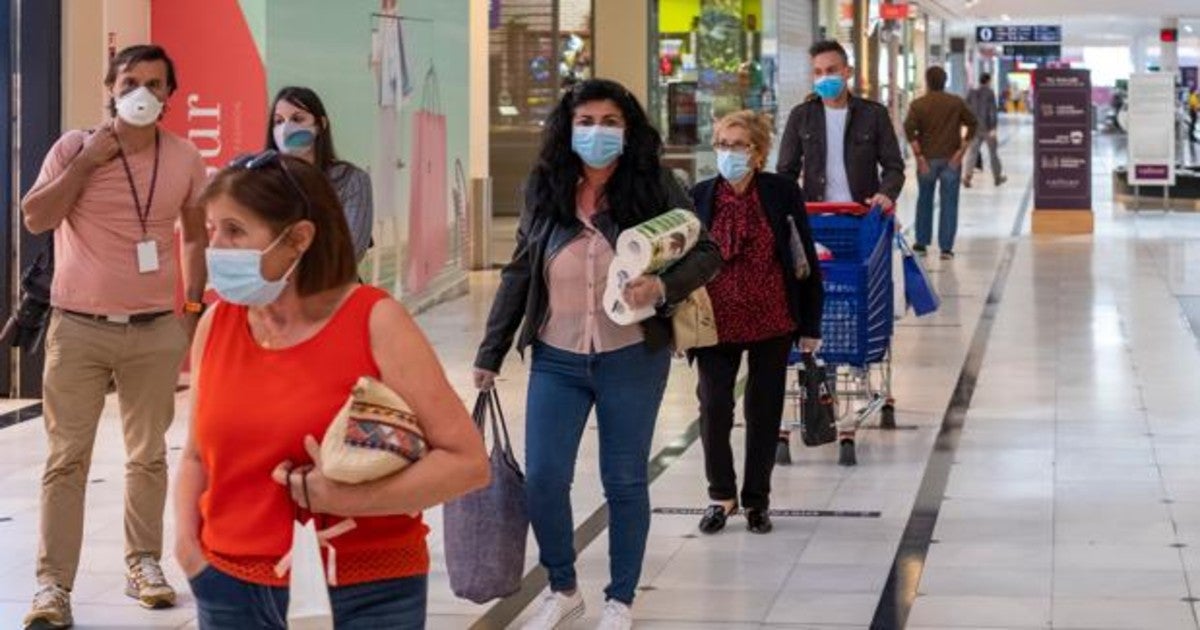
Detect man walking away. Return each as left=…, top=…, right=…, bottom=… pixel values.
left=963, top=73, right=1006, bottom=187
left=903, top=66, right=977, bottom=260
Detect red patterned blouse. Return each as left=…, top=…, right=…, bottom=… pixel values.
left=706, top=179, right=796, bottom=344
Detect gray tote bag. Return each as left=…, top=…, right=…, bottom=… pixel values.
left=443, top=390, right=528, bottom=603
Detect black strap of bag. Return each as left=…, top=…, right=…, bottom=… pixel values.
left=2, top=133, right=89, bottom=352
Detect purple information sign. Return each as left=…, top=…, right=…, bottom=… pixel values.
left=1134, top=164, right=1170, bottom=180
left=1182, top=67, right=1198, bottom=93
left=1034, top=69, right=1092, bottom=211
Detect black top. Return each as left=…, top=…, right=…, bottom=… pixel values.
left=777, top=95, right=906, bottom=204
left=691, top=171, right=823, bottom=339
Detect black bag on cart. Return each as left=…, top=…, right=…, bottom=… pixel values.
left=799, top=353, right=837, bottom=447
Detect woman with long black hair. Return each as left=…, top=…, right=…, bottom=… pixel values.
left=267, top=86, right=374, bottom=262
left=473, top=79, right=721, bottom=630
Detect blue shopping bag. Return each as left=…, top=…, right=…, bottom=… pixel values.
left=896, top=233, right=940, bottom=316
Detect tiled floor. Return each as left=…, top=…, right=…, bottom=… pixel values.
left=3, top=120, right=1200, bottom=629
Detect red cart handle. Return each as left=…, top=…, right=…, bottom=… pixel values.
left=806, top=202, right=879, bottom=216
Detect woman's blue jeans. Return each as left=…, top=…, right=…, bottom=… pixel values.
left=525, top=342, right=671, bottom=605
left=190, top=565, right=427, bottom=629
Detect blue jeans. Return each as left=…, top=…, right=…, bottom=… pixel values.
left=525, top=342, right=672, bottom=605
left=915, top=158, right=962, bottom=252
left=189, top=565, right=428, bottom=629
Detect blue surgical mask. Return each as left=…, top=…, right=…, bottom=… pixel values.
left=273, top=121, right=317, bottom=155
left=716, top=150, right=753, bottom=182
left=206, top=230, right=302, bottom=306
left=572, top=125, right=624, bottom=168
left=814, top=75, right=847, bottom=100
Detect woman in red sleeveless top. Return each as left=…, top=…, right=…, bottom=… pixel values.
left=173, top=151, right=489, bottom=630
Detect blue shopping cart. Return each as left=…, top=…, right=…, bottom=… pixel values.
left=777, top=202, right=897, bottom=467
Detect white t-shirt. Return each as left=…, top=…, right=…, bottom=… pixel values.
left=823, top=106, right=853, bottom=203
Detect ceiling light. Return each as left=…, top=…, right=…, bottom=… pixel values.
left=1001, top=14, right=1012, bottom=21
left=1186, top=25, right=1195, bottom=34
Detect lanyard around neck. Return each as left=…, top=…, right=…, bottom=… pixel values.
left=115, top=129, right=162, bottom=237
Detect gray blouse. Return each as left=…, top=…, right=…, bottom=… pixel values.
left=327, top=162, right=374, bottom=262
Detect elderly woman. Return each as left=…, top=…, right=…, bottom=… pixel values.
left=690, top=110, right=824, bottom=535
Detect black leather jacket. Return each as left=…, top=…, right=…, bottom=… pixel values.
left=777, top=95, right=905, bottom=204
left=475, top=171, right=723, bottom=373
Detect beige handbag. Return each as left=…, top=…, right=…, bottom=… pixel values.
left=320, top=376, right=426, bottom=484
left=671, top=287, right=719, bottom=354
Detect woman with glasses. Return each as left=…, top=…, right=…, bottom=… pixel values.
left=473, top=79, right=721, bottom=630
left=689, top=111, right=823, bottom=535
left=173, top=151, right=489, bottom=629
left=267, top=87, right=374, bottom=263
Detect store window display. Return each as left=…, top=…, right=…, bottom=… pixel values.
left=488, top=0, right=594, bottom=222
left=654, top=0, right=777, bottom=186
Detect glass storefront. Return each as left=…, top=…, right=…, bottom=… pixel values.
left=652, top=0, right=777, bottom=186
left=488, top=0, right=594, bottom=218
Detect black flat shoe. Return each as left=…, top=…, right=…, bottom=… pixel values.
left=698, top=503, right=736, bottom=534
left=746, top=508, right=773, bottom=534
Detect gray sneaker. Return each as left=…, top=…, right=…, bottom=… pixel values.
left=24, top=584, right=72, bottom=629
left=125, top=555, right=176, bottom=609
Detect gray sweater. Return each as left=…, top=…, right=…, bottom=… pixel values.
left=327, top=162, right=374, bottom=262
left=966, top=86, right=998, bottom=135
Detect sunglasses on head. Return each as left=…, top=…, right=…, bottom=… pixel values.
left=227, top=150, right=313, bottom=218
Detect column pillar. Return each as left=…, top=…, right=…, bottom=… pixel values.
left=852, top=0, right=873, bottom=98
left=467, top=0, right=491, bottom=270
left=1161, top=17, right=1179, bottom=72
left=62, top=0, right=150, bottom=130
left=594, top=0, right=650, bottom=105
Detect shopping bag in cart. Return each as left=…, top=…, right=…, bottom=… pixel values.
left=800, top=353, right=837, bottom=447
left=896, top=233, right=940, bottom=316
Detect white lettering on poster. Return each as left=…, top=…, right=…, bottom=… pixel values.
left=187, top=94, right=222, bottom=176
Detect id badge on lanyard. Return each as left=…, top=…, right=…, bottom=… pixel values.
left=136, top=239, right=160, bottom=273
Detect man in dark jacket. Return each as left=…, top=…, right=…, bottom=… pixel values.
left=777, top=40, right=905, bottom=211
left=963, top=73, right=1006, bottom=188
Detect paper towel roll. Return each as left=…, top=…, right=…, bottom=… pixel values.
left=604, top=209, right=702, bottom=325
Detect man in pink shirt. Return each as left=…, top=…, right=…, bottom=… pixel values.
left=19, top=45, right=207, bottom=629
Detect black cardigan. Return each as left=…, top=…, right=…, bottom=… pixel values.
left=690, top=171, right=823, bottom=339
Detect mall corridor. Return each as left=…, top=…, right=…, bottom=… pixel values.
left=0, top=118, right=1198, bottom=629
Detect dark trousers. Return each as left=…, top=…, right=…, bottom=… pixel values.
left=695, top=334, right=792, bottom=510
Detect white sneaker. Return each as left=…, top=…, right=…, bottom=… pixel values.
left=596, top=600, right=634, bottom=630
left=520, top=590, right=585, bottom=630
